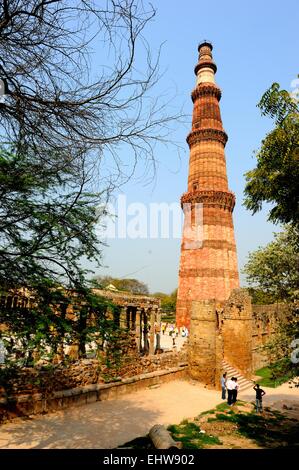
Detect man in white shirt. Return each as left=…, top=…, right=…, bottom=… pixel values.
left=226, top=377, right=236, bottom=406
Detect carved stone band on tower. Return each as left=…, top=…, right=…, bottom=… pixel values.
left=176, top=42, right=240, bottom=329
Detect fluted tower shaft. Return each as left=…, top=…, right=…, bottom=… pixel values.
left=176, top=42, right=239, bottom=329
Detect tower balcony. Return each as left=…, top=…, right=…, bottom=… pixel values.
left=180, top=189, right=236, bottom=213
left=186, top=128, right=228, bottom=147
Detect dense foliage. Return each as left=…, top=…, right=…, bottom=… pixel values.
left=94, top=276, right=149, bottom=295
left=0, top=1, right=178, bottom=366
left=244, top=82, right=299, bottom=227
left=244, top=225, right=299, bottom=301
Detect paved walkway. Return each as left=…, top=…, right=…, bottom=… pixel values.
left=160, top=333, right=187, bottom=351
left=0, top=379, right=298, bottom=449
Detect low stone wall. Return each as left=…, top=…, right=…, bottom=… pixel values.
left=1, top=347, right=187, bottom=395
left=0, top=366, right=188, bottom=422
left=0, top=347, right=188, bottom=422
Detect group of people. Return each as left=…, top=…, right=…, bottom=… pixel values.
left=221, top=373, right=239, bottom=405
left=221, top=372, right=266, bottom=412
left=161, top=323, right=189, bottom=338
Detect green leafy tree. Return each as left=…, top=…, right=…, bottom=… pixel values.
left=153, top=289, right=177, bottom=313
left=244, top=225, right=299, bottom=301
left=243, top=82, right=299, bottom=226
left=94, top=276, right=149, bottom=295
left=247, top=288, right=276, bottom=305
left=244, top=226, right=299, bottom=380
left=0, top=144, right=111, bottom=363
left=0, top=1, right=179, bottom=366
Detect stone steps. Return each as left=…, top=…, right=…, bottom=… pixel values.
left=222, top=360, right=253, bottom=392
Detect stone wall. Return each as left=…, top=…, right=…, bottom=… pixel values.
left=221, top=289, right=253, bottom=378
left=252, top=303, right=291, bottom=370
left=0, top=345, right=187, bottom=420
left=187, top=289, right=290, bottom=388
left=0, top=368, right=188, bottom=423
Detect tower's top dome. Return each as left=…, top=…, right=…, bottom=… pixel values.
left=194, top=41, right=217, bottom=84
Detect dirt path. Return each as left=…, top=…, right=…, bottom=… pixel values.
left=239, top=380, right=299, bottom=406
left=1, top=379, right=298, bottom=449
left=0, top=380, right=221, bottom=449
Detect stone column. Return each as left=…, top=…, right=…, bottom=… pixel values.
left=155, top=307, right=162, bottom=352
left=149, top=308, right=155, bottom=355
left=120, top=306, right=127, bottom=329
left=131, top=308, right=136, bottom=331
left=135, top=307, right=142, bottom=352
left=126, top=307, right=130, bottom=330
left=143, top=310, right=149, bottom=354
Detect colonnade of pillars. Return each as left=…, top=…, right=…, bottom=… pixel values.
left=115, top=306, right=162, bottom=355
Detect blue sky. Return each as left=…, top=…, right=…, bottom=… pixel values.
left=94, top=0, right=299, bottom=293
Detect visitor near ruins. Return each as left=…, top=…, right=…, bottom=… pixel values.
left=226, top=377, right=237, bottom=406
left=253, top=384, right=266, bottom=413
left=221, top=373, right=227, bottom=400
left=232, top=377, right=239, bottom=404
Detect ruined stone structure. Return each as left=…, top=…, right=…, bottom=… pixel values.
left=252, top=303, right=291, bottom=370
left=188, top=288, right=291, bottom=388
left=176, top=42, right=239, bottom=329
left=94, top=288, right=161, bottom=355
left=0, top=287, right=162, bottom=360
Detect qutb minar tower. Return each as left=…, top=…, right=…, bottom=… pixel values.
left=176, top=42, right=239, bottom=329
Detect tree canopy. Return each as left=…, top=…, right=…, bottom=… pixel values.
left=0, top=1, right=178, bottom=183
left=243, top=82, right=299, bottom=227
left=94, top=276, right=149, bottom=295
left=243, top=225, right=299, bottom=302
left=153, top=289, right=177, bottom=313
left=244, top=226, right=299, bottom=381
left=0, top=1, right=179, bottom=365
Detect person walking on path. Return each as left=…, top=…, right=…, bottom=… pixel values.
left=253, top=384, right=266, bottom=413
left=221, top=373, right=227, bottom=400
left=226, top=377, right=236, bottom=406
left=232, top=377, right=239, bottom=404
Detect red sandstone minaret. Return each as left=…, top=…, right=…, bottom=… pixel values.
left=176, top=42, right=239, bottom=329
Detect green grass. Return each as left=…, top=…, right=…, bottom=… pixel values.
left=206, top=407, right=299, bottom=448
left=167, top=421, right=222, bottom=449
left=198, top=401, right=245, bottom=420
left=215, top=402, right=231, bottom=412
left=255, top=365, right=292, bottom=388
left=166, top=400, right=299, bottom=449
left=199, top=409, right=217, bottom=417
left=208, top=412, right=239, bottom=424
